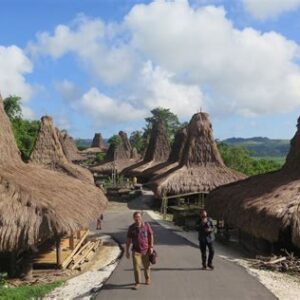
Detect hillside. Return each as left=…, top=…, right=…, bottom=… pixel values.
left=222, top=137, right=290, bottom=157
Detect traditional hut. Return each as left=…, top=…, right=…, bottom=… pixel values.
left=91, top=131, right=140, bottom=175
left=142, top=127, right=188, bottom=182
left=57, top=130, right=86, bottom=162
left=30, top=116, right=94, bottom=185
left=0, top=96, right=107, bottom=273
left=150, top=112, right=246, bottom=198
left=81, top=133, right=107, bottom=155
left=206, top=116, right=300, bottom=251
left=91, top=133, right=106, bottom=149
left=122, top=119, right=170, bottom=179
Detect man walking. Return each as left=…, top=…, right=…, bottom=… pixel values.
left=126, top=211, right=154, bottom=290
left=196, top=209, right=215, bottom=270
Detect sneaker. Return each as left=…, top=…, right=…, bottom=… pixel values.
left=201, top=265, right=207, bottom=270
left=208, top=264, right=214, bottom=270
left=146, top=279, right=151, bottom=285
left=132, top=283, right=140, bottom=290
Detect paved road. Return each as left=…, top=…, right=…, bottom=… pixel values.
left=96, top=210, right=276, bottom=300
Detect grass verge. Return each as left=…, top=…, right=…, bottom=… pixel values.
left=0, top=281, right=63, bottom=300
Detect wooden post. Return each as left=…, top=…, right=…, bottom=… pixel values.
left=56, top=237, right=62, bottom=268
left=69, top=234, right=75, bottom=250
left=162, top=195, right=168, bottom=220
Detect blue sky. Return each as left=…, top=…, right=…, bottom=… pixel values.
left=1, top=0, right=300, bottom=140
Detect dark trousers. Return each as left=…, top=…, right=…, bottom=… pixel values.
left=199, top=240, right=214, bottom=267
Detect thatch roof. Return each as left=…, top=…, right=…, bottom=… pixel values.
left=91, top=133, right=107, bottom=150
left=142, top=127, right=188, bottom=182
left=0, top=97, right=107, bottom=252
left=122, top=120, right=170, bottom=178
left=150, top=113, right=246, bottom=197
left=91, top=131, right=140, bottom=174
left=206, top=117, right=300, bottom=249
left=57, top=130, right=86, bottom=162
left=30, top=116, right=94, bottom=184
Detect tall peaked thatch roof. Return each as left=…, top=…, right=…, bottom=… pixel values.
left=144, top=120, right=170, bottom=162
left=30, top=116, right=94, bottom=184
left=142, top=127, right=188, bottom=182
left=206, top=117, right=300, bottom=249
left=122, top=120, right=170, bottom=178
left=0, top=97, right=107, bottom=252
left=91, top=133, right=106, bottom=149
left=151, top=112, right=246, bottom=197
left=57, top=130, right=86, bottom=162
left=91, top=131, right=140, bottom=174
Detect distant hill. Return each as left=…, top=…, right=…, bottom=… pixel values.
left=222, top=137, right=290, bottom=157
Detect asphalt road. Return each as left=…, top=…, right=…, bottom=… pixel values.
left=96, top=210, right=276, bottom=300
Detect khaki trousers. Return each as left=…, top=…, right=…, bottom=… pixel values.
left=132, top=251, right=150, bottom=284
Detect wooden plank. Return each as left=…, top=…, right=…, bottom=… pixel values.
left=71, top=242, right=95, bottom=270
left=163, top=191, right=209, bottom=200
left=61, top=230, right=89, bottom=269
left=69, top=240, right=91, bottom=265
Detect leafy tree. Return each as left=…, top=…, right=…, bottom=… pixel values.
left=3, top=96, right=40, bottom=161
left=3, top=95, right=22, bottom=120
left=143, top=107, right=181, bottom=144
left=130, top=130, right=146, bottom=154
left=218, top=142, right=282, bottom=176
left=95, top=152, right=106, bottom=163
left=108, top=135, right=122, bottom=151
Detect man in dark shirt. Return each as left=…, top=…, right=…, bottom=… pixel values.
left=196, top=209, right=215, bottom=270
left=126, top=211, right=154, bottom=290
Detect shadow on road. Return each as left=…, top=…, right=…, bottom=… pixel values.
left=102, top=283, right=133, bottom=290
left=124, top=267, right=203, bottom=272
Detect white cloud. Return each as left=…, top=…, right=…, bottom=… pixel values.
left=126, top=0, right=300, bottom=117
left=78, top=87, right=145, bottom=123
left=242, top=0, right=300, bottom=20
left=30, top=0, right=300, bottom=122
left=137, top=61, right=204, bottom=117
left=0, top=45, right=33, bottom=101
left=28, top=16, right=136, bottom=85
left=21, top=105, right=36, bottom=120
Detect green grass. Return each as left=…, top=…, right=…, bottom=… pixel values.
left=0, top=281, right=63, bottom=300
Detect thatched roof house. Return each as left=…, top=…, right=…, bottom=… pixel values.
left=150, top=112, right=246, bottom=198
left=206, top=117, right=300, bottom=250
left=57, top=130, right=86, bottom=162
left=80, top=133, right=107, bottom=155
left=122, top=119, right=170, bottom=178
left=0, top=97, right=107, bottom=253
left=142, top=127, right=188, bottom=182
left=91, top=131, right=140, bottom=175
left=91, top=133, right=106, bottom=149
left=30, top=116, right=94, bottom=184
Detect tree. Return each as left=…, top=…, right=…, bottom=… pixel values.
left=217, top=142, right=282, bottom=176
left=130, top=130, right=146, bottom=154
left=108, top=135, right=122, bottom=152
left=143, top=107, right=181, bottom=144
left=3, top=95, right=22, bottom=120
left=3, top=96, right=40, bottom=161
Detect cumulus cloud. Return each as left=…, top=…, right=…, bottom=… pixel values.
left=0, top=45, right=33, bottom=101
left=78, top=87, right=145, bottom=123
left=137, top=61, right=204, bottom=117
left=126, top=0, right=300, bottom=116
left=242, top=0, right=300, bottom=20
left=28, top=16, right=136, bottom=85
left=31, top=0, right=300, bottom=122
left=56, top=62, right=203, bottom=125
